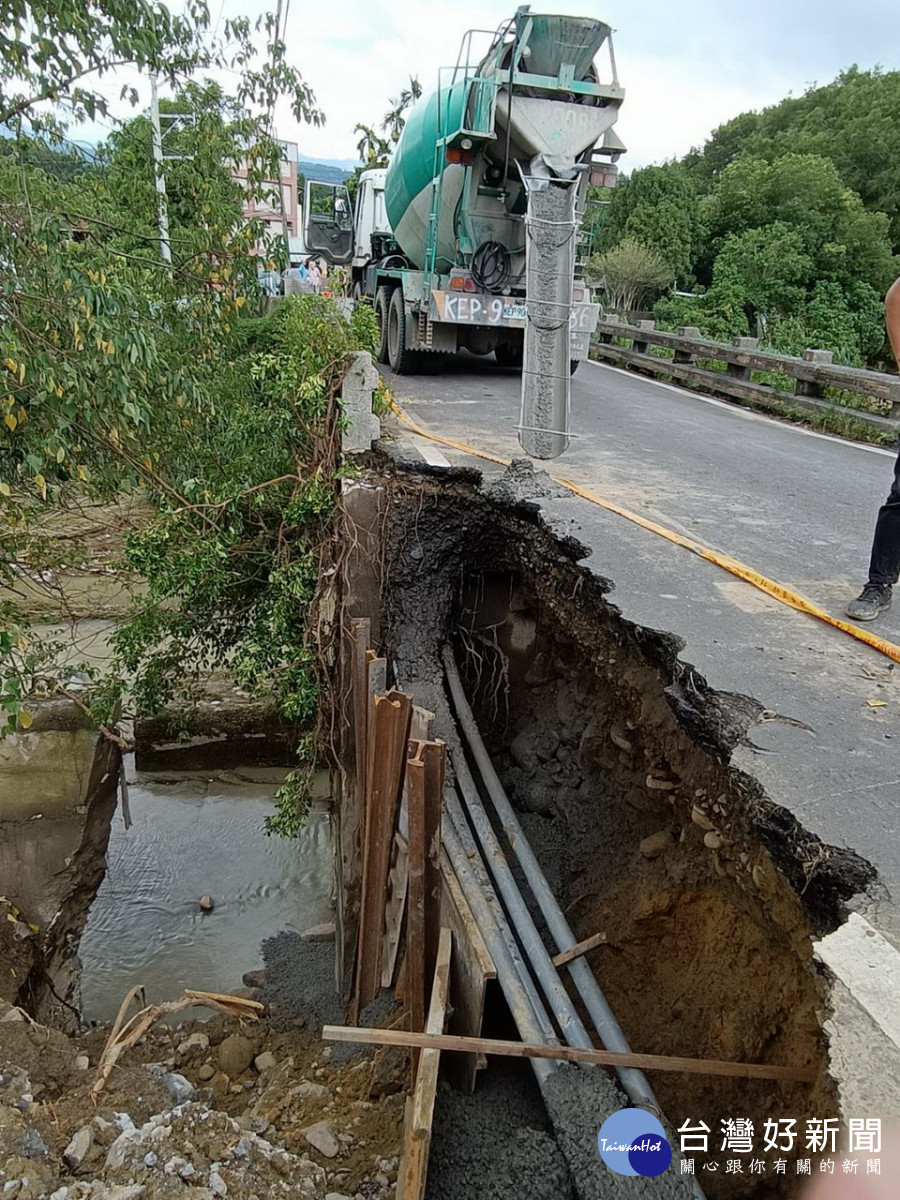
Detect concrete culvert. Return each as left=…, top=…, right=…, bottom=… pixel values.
left=359, top=455, right=876, bottom=1200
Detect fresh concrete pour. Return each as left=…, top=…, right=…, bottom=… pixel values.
left=520, top=182, right=577, bottom=460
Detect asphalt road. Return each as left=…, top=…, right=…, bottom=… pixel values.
left=387, top=355, right=900, bottom=941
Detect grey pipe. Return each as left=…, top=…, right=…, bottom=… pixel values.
left=443, top=785, right=559, bottom=1050
left=446, top=737, right=598, bottom=1055
left=443, top=645, right=659, bottom=1111
left=441, top=815, right=557, bottom=1085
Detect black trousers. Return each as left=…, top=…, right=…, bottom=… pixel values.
left=868, top=446, right=900, bottom=585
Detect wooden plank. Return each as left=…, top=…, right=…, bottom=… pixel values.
left=551, top=931, right=607, bottom=968
left=381, top=833, right=409, bottom=989
left=406, top=748, right=427, bottom=1048
left=339, top=617, right=370, bottom=1000
left=354, top=689, right=412, bottom=1013
left=350, top=618, right=370, bottom=798
left=410, top=707, right=436, bottom=743
left=396, top=928, right=452, bottom=1200
left=323, top=1026, right=817, bottom=1084
left=421, top=742, right=444, bottom=999
left=440, top=849, right=495, bottom=1093
left=413, top=927, right=451, bottom=1117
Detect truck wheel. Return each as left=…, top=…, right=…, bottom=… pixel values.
left=352, top=281, right=363, bottom=305
left=495, top=342, right=524, bottom=369
left=419, top=352, right=447, bottom=375
left=387, top=288, right=421, bottom=374
left=374, top=287, right=392, bottom=364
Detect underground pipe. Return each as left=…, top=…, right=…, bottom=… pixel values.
left=446, top=738, right=598, bottom=1056
left=444, top=647, right=707, bottom=1200
left=444, top=644, right=660, bottom=1109
left=441, top=816, right=557, bottom=1085
left=443, top=784, right=559, bottom=1050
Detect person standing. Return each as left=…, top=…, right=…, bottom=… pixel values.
left=307, top=259, right=321, bottom=293
left=846, top=276, right=900, bottom=620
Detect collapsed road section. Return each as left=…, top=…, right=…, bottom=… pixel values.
left=330, top=450, right=877, bottom=1200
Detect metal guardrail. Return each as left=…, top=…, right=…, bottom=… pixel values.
left=592, top=316, right=900, bottom=437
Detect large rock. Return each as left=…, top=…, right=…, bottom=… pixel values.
left=177, top=1032, right=210, bottom=1056
left=508, top=730, right=537, bottom=773
left=253, top=1051, right=277, bottom=1074
left=369, top=1046, right=408, bottom=1099
left=303, top=1120, right=340, bottom=1158
left=144, top=1063, right=197, bottom=1106
left=639, top=830, right=674, bottom=859
left=217, top=1034, right=254, bottom=1078
left=302, top=922, right=335, bottom=942
left=63, top=1124, right=93, bottom=1170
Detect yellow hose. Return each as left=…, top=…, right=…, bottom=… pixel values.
left=391, top=399, right=900, bottom=666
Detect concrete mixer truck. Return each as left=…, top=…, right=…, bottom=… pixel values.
left=301, top=7, right=625, bottom=457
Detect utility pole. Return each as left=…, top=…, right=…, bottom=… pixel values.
left=149, top=75, right=172, bottom=264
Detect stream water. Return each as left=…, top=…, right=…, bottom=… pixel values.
left=79, top=758, right=333, bottom=1023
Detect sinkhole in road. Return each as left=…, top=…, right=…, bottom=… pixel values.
left=375, top=459, right=876, bottom=1200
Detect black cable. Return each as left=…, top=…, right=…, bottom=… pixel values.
left=471, top=240, right=511, bottom=293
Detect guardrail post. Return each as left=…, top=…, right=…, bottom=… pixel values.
left=633, top=319, right=655, bottom=355
left=888, top=381, right=900, bottom=422
left=674, top=327, right=700, bottom=365
left=727, top=336, right=758, bottom=380
left=598, top=314, right=620, bottom=345
left=795, top=349, right=834, bottom=399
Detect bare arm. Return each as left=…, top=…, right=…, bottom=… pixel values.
left=887, top=277, right=900, bottom=369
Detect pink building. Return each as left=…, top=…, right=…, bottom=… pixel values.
left=233, top=139, right=299, bottom=250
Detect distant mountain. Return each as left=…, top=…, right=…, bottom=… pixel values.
left=296, top=160, right=351, bottom=186
left=298, top=152, right=358, bottom=170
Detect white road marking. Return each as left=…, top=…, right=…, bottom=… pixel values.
left=815, top=912, right=900, bottom=1049
left=412, top=437, right=452, bottom=468
left=585, top=359, right=897, bottom=459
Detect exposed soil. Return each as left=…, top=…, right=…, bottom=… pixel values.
left=0, top=995, right=406, bottom=1200
left=1, top=455, right=882, bottom=1200
left=364, top=456, right=878, bottom=1200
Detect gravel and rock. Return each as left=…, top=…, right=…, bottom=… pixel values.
left=0, top=993, right=405, bottom=1200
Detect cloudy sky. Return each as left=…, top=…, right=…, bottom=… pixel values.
left=86, top=0, right=900, bottom=168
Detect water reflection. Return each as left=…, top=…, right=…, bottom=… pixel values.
left=79, top=759, right=333, bottom=1022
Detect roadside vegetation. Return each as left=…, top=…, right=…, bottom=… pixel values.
left=588, top=66, right=900, bottom=374
left=1, top=0, right=376, bottom=832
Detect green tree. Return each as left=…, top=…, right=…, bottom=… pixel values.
left=711, top=222, right=812, bottom=321
left=700, top=153, right=896, bottom=295
left=346, top=78, right=421, bottom=203
left=588, top=238, right=672, bottom=314
left=353, top=123, right=390, bottom=167
left=594, top=162, right=703, bottom=285
left=686, top=66, right=900, bottom=248
left=382, top=77, right=421, bottom=146
left=97, top=81, right=251, bottom=258
left=0, top=0, right=333, bottom=752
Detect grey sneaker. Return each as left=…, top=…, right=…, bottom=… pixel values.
left=846, top=583, right=893, bottom=621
